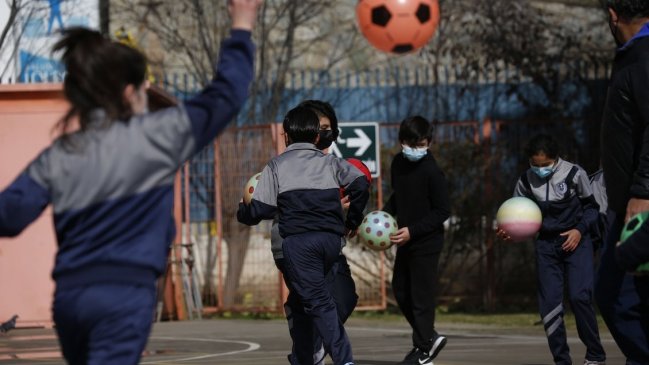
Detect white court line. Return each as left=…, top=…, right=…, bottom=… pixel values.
left=346, top=326, right=410, bottom=334
left=346, top=326, right=618, bottom=344
left=140, top=337, right=260, bottom=364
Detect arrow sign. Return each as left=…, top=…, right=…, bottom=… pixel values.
left=347, top=129, right=371, bottom=156
left=332, top=122, right=380, bottom=178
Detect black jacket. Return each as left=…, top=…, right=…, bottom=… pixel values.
left=384, top=153, right=450, bottom=253
left=601, top=36, right=649, bottom=215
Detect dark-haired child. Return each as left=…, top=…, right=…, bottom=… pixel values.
left=269, top=100, right=364, bottom=365
left=500, top=134, right=606, bottom=365
left=237, top=105, right=370, bottom=365
left=383, top=116, right=451, bottom=365
left=0, top=1, right=261, bottom=363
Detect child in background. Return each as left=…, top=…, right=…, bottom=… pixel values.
left=499, top=134, right=606, bottom=365
left=383, top=116, right=451, bottom=365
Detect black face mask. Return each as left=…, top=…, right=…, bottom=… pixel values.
left=316, top=129, right=334, bottom=150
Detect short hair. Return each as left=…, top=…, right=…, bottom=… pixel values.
left=282, top=106, right=320, bottom=144
left=398, top=116, right=433, bottom=145
left=525, top=134, right=559, bottom=159
left=607, top=0, right=649, bottom=20
left=298, top=100, right=339, bottom=140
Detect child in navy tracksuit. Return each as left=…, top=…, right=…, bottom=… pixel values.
left=269, top=100, right=364, bottom=365
left=0, top=1, right=259, bottom=363
left=238, top=106, right=370, bottom=365
left=505, top=134, right=606, bottom=365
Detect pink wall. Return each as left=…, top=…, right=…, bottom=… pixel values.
left=0, top=84, right=67, bottom=327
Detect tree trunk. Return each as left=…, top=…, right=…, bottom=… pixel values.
left=222, top=217, right=250, bottom=307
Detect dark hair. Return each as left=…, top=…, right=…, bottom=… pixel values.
left=53, top=27, right=147, bottom=136
left=298, top=100, right=339, bottom=139
left=607, top=0, right=649, bottom=20
left=398, top=116, right=433, bottom=145
left=282, top=106, right=320, bottom=144
left=525, top=134, right=559, bottom=159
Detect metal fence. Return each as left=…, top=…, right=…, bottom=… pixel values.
left=2, top=60, right=612, bottom=313
left=167, top=124, right=389, bottom=316
left=166, top=117, right=605, bottom=316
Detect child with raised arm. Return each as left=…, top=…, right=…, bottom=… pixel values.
left=0, top=1, right=261, bottom=363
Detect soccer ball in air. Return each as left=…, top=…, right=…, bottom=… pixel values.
left=356, top=0, right=441, bottom=54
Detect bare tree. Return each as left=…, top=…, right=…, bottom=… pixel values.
left=0, top=0, right=33, bottom=80
left=0, top=0, right=21, bottom=51
left=422, top=0, right=611, bottom=311
left=1, top=0, right=97, bottom=81
left=111, top=0, right=368, bottom=308
left=110, top=0, right=613, bottom=311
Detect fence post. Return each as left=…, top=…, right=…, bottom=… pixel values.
left=483, top=120, right=496, bottom=312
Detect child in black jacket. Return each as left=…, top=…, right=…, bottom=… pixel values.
left=383, top=116, right=450, bottom=365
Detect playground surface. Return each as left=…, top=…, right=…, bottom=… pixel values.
left=0, top=317, right=625, bottom=364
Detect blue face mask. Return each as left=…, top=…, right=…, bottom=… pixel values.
left=530, top=165, right=554, bottom=178
left=402, top=145, right=428, bottom=162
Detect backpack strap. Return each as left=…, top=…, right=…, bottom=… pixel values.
left=520, top=171, right=534, bottom=200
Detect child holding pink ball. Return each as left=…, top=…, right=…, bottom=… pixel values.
left=498, top=134, right=605, bottom=365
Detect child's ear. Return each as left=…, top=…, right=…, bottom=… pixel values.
left=314, top=133, right=320, bottom=145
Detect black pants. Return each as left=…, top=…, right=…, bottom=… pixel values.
left=392, top=243, right=441, bottom=352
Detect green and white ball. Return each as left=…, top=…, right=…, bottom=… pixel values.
left=358, top=211, right=398, bottom=251
left=620, top=211, right=649, bottom=273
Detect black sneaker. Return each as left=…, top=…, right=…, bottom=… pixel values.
left=397, top=347, right=432, bottom=365
left=429, top=334, right=447, bottom=360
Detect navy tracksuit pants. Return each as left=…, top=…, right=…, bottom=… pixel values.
left=281, top=231, right=354, bottom=365
left=276, top=255, right=358, bottom=365
left=535, top=234, right=605, bottom=365
left=595, top=213, right=649, bottom=365
left=53, top=283, right=156, bottom=365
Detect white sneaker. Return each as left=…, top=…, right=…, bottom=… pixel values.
left=313, top=344, right=326, bottom=365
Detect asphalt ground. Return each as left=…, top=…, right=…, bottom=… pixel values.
left=0, top=317, right=625, bottom=364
